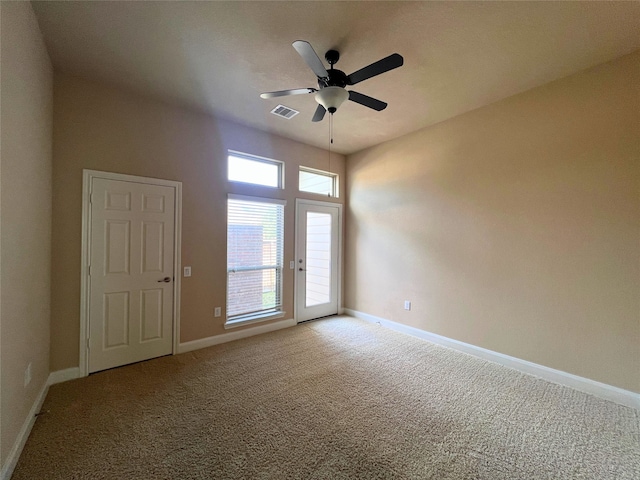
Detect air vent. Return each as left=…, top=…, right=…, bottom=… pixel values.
left=270, top=104, right=299, bottom=119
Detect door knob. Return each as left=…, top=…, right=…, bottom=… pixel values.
left=299, top=268, right=305, bottom=271
left=158, top=277, right=171, bottom=283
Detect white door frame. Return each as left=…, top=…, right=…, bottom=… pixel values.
left=80, top=169, right=182, bottom=377
left=294, top=198, right=343, bottom=323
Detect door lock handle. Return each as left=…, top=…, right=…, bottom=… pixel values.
left=299, top=268, right=305, bottom=271
left=158, top=277, right=171, bottom=283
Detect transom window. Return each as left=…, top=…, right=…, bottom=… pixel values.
left=299, top=167, right=338, bottom=197
left=228, top=151, right=283, bottom=188
left=226, top=195, right=285, bottom=324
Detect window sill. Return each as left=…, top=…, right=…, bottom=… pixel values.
left=224, top=311, right=285, bottom=329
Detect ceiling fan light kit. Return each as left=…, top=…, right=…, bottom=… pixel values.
left=315, top=87, right=349, bottom=114
left=261, top=40, right=403, bottom=122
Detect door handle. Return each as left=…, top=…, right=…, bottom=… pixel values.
left=158, top=277, right=171, bottom=283
left=299, top=268, right=305, bottom=271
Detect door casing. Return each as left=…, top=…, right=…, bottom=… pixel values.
left=294, top=198, right=343, bottom=323
left=80, top=169, right=182, bottom=377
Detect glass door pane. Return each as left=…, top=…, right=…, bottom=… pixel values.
left=305, top=212, right=331, bottom=307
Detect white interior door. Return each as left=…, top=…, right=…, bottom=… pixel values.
left=88, top=178, right=175, bottom=373
left=296, top=200, right=341, bottom=322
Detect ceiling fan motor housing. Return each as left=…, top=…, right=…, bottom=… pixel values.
left=318, top=69, right=348, bottom=89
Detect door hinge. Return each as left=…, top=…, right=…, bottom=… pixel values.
left=89, top=193, right=93, bottom=204
left=88, top=265, right=91, bottom=276
left=86, top=338, right=90, bottom=349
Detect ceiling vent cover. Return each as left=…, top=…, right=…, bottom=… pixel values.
left=270, top=104, right=299, bottom=119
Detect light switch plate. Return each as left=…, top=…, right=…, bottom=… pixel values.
left=290, top=260, right=295, bottom=269
left=184, top=266, right=192, bottom=277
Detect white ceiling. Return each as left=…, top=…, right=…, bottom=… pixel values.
left=32, top=1, right=640, bottom=155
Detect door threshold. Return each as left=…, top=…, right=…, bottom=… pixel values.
left=297, top=314, right=339, bottom=324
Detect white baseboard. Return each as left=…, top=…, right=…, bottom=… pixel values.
left=178, top=317, right=296, bottom=354
left=0, top=366, right=84, bottom=480
left=0, top=380, right=49, bottom=480
left=48, top=367, right=81, bottom=386
left=344, top=308, right=640, bottom=410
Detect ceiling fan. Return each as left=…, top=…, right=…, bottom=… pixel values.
left=260, top=40, right=403, bottom=122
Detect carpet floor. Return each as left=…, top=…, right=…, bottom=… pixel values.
left=12, top=316, right=640, bottom=479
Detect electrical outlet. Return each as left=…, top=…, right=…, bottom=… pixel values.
left=214, top=307, right=221, bottom=317
left=24, top=363, right=32, bottom=387
left=184, top=266, right=192, bottom=277
left=404, top=300, right=411, bottom=311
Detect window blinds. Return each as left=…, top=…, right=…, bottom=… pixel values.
left=227, top=196, right=285, bottom=320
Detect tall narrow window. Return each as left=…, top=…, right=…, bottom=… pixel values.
left=299, top=167, right=338, bottom=197
left=227, top=195, right=285, bottom=324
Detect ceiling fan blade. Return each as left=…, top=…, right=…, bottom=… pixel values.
left=312, top=104, right=326, bottom=122
left=346, top=53, right=404, bottom=85
left=348, top=91, right=387, bottom=111
left=260, top=88, right=317, bottom=99
left=293, top=40, right=329, bottom=79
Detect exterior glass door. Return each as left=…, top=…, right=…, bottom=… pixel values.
left=295, top=200, right=340, bottom=322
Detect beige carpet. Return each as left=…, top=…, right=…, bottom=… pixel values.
left=13, top=316, right=640, bottom=479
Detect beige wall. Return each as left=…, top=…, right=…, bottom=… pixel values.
left=51, top=74, right=345, bottom=371
left=0, top=1, right=53, bottom=468
left=345, top=51, right=640, bottom=392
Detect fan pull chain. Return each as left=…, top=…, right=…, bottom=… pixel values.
left=328, top=114, right=333, bottom=197
left=330, top=113, right=334, bottom=145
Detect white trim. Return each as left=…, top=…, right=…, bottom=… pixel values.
left=294, top=199, right=343, bottom=324
left=224, top=312, right=285, bottom=329
left=172, top=183, right=183, bottom=356
left=80, top=171, right=91, bottom=377
left=227, top=193, right=287, bottom=206
left=1, top=367, right=89, bottom=479
left=80, top=170, right=182, bottom=377
left=178, top=318, right=296, bottom=354
left=344, top=308, right=640, bottom=410
left=0, top=381, right=49, bottom=480
left=47, top=367, right=81, bottom=386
